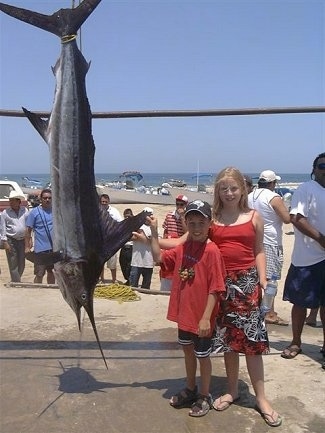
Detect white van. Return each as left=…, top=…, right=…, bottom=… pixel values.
left=0, top=180, right=29, bottom=212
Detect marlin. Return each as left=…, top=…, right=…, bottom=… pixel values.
left=0, top=0, right=148, bottom=368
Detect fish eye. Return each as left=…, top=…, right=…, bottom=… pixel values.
left=81, top=293, right=87, bottom=301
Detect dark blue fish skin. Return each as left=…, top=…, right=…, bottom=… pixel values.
left=0, top=0, right=148, bottom=368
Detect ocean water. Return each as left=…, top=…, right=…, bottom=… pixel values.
left=0, top=172, right=310, bottom=189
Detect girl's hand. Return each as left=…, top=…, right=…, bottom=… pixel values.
left=259, top=279, right=267, bottom=292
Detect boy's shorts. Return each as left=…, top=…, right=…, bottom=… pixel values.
left=178, top=329, right=212, bottom=358
left=283, top=259, right=325, bottom=308
left=106, top=253, right=118, bottom=269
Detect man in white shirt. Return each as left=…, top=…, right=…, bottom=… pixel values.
left=248, top=170, right=290, bottom=325
left=1, top=191, right=29, bottom=282
left=129, top=207, right=154, bottom=289
left=99, top=194, right=122, bottom=283
left=281, top=153, right=325, bottom=362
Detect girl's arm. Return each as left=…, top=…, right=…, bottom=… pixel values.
left=159, top=232, right=188, bottom=249
left=134, top=223, right=188, bottom=248
left=252, top=211, right=267, bottom=288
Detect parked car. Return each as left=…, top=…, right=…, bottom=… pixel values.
left=0, top=180, right=29, bottom=212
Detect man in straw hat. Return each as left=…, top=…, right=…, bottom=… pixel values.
left=1, top=191, right=29, bottom=282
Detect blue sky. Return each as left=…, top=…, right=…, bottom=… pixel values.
left=0, top=0, right=324, bottom=175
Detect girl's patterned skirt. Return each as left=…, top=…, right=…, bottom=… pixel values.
left=213, top=266, right=269, bottom=355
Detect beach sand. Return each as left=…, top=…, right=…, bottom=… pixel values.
left=1, top=203, right=324, bottom=433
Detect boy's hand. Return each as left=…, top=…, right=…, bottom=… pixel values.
left=146, top=215, right=158, bottom=228
left=131, top=231, right=146, bottom=241
left=146, top=216, right=159, bottom=238
left=198, top=318, right=211, bottom=337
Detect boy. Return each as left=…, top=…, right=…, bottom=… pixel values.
left=129, top=207, right=155, bottom=289
left=148, top=200, right=226, bottom=417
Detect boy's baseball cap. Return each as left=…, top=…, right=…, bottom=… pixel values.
left=185, top=200, right=212, bottom=219
left=176, top=194, right=188, bottom=203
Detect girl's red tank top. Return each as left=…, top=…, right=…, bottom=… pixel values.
left=209, top=218, right=256, bottom=271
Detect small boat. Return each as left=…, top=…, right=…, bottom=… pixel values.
left=119, top=171, right=143, bottom=189
left=21, top=176, right=42, bottom=189
left=167, top=179, right=187, bottom=188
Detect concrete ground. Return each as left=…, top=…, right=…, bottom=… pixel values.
left=0, top=283, right=324, bottom=433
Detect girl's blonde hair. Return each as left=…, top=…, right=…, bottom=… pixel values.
left=212, top=167, right=250, bottom=219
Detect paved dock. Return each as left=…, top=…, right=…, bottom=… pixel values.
left=0, top=285, right=324, bottom=433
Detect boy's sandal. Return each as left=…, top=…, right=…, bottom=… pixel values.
left=170, top=386, right=198, bottom=408
left=189, top=394, right=213, bottom=417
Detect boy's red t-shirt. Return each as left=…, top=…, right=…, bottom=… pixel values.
left=162, top=240, right=226, bottom=335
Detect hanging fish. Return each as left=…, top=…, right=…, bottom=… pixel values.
left=0, top=0, right=148, bottom=368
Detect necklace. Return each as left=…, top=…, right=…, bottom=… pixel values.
left=179, top=240, right=206, bottom=281
left=218, top=212, right=240, bottom=226
left=252, top=188, right=265, bottom=202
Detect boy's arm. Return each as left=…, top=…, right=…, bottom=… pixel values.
left=147, top=216, right=162, bottom=263
left=198, top=293, right=217, bottom=337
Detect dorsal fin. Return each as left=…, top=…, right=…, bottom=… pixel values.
left=99, top=209, right=149, bottom=263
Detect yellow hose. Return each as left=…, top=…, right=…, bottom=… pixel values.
left=95, top=283, right=141, bottom=303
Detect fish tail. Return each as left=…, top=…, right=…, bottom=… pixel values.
left=0, top=0, right=101, bottom=38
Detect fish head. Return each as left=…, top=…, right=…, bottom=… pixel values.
left=54, top=259, right=108, bottom=368
left=54, top=259, right=100, bottom=326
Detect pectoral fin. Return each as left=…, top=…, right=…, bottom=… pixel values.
left=22, top=107, right=49, bottom=145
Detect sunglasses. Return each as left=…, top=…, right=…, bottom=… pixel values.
left=176, top=201, right=186, bottom=206
left=316, top=163, right=325, bottom=170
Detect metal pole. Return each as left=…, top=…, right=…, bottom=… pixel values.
left=0, top=106, right=325, bottom=119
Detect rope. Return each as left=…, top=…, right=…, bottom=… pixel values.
left=94, top=283, right=141, bottom=303
left=61, top=34, right=77, bottom=44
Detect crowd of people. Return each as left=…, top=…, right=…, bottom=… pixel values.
left=0, top=152, right=324, bottom=426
